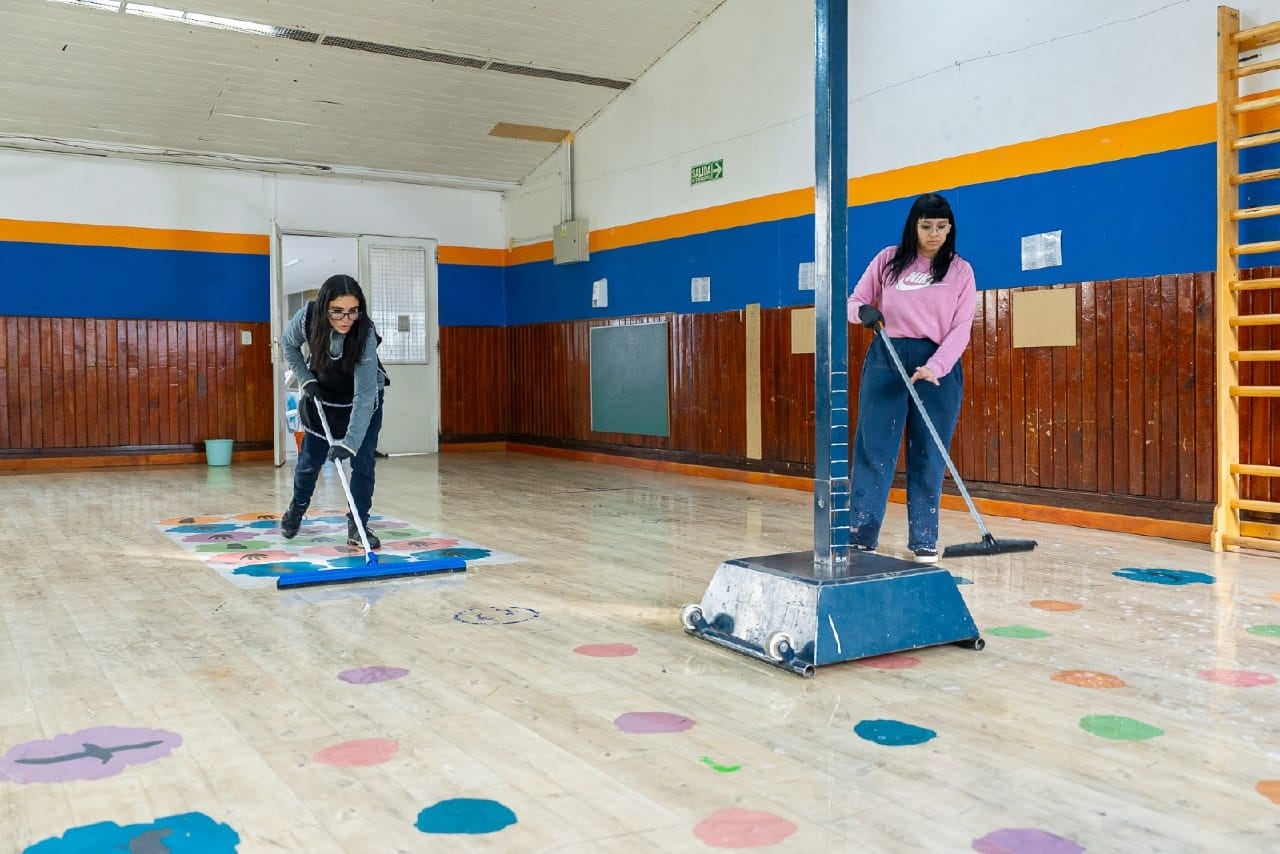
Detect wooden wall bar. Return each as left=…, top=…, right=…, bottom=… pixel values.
left=0, top=317, right=272, bottom=456
left=443, top=272, right=1278, bottom=519
left=1240, top=266, right=1279, bottom=505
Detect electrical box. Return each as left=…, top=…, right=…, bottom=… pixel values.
left=553, top=219, right=590, bottom=265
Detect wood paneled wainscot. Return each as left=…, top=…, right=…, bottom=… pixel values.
left=0, top=317, right=272, bottom=468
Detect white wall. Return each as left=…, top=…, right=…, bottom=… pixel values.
left=0, top=147, right=506, bottom=248
left=506, top=0, right=813, bottom=238
left=506, top=0, right=1280, bottom=240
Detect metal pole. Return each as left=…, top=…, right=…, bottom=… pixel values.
left=813, top=0, right=850, bottom=573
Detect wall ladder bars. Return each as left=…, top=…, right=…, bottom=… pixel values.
left=1214, top=6, right=1280, bottom=554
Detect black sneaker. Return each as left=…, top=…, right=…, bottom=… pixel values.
left=347, top=517, right=381, bottom=550
left=852, top=543, right=877, bottom=555
left=913, top=547, right=939, bottom=564
left=280, top=501, right=306, bottom=539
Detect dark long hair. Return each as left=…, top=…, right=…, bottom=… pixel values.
left=884, top=193, right=957, bottom=285
left=307, top=274, right=371, bottom=377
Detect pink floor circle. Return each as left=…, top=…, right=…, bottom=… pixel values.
left=693, top=808, right=798, bottom=848
left=1198, top=669, right=1276, bottom=687
left=313, top=738, right=399, bottom=767
left=574, top=643, right=638, bottom=658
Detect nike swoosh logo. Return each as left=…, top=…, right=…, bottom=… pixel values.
left=895, top=281, right=937, bottom=291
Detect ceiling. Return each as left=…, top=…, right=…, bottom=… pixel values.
left=0, top=0, right=726, bottom=187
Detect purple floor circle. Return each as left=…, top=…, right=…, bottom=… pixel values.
left=614, top=712, right=696, bottom=734
left=338, top=666, right=410, bottom=684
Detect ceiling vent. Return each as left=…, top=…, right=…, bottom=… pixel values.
left=321, top=36, right=486, bottom=69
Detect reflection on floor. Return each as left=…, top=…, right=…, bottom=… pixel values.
left=2, top=452, right=1277, bottom=852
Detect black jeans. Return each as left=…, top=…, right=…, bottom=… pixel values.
left=291, top=394, right=384, bottom=524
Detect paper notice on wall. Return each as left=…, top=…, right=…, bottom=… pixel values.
left=1020, top=230, right=1063, bottom=271
left=592, top=278, right=608, bottom=308
left=691, top=276, right=711, bottom=302
left=798, top=262, right=815, bottom=291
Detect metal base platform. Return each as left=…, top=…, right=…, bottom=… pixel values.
left=679, top=551, right=983, bottom=676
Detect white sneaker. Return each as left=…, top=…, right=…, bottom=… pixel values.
left=913, top=548, right=939, bottom=564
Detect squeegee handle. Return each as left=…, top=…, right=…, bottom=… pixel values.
left=313, top=399, right=377, bottom=560
left=874, top=325, right=991, bottom=539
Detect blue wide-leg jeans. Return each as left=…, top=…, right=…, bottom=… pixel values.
left=849, top=337, right=964, bottom=552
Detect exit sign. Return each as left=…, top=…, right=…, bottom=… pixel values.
left=691, top=159, right=724, bottom=185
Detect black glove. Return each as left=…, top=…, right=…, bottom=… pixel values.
left=857, top=304, right=884, bottom=329
left=300, top=380, right=323, bottom=406
left=327, top=443, right=355, bottom=462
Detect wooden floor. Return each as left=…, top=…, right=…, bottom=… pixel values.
left=1, top=452, right=1278, bottom=852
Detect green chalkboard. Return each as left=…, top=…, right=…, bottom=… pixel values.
left=590, top=322, right=670, bottom=437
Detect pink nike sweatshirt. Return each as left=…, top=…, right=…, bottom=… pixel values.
left=846, top=246, right=978, bottom=377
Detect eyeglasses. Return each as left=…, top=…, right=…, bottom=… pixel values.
left=917, top=221, right=951, bottom=235
left=327, top=308, right=360, bottom=320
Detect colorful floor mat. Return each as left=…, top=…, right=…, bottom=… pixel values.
left=154, top=509, right=520, bottom=589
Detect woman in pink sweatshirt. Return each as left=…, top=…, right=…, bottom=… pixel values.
left=846, top=193, right=977, bottom=563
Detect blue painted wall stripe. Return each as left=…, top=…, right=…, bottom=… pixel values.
left=439, top=263, right=505, bottom=326
left=3, top=242, right=269, bottom=322
left=10, top=141, right=1274, bottom=327
left=508, top=143, right=1241, bottom=325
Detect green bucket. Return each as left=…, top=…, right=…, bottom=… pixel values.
left=204, top=439, right=234, bottom=466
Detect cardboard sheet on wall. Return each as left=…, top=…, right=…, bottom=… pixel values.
left=1012, top=287, right=1077, bottom=348
left=791, top=307, right=816, bottom=354
left=746, top=304, right=762, bottom=459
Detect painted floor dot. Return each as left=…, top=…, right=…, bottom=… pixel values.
left=24, top=812, right=240, bottom=853
left=1113, top=567, right=1214, bottom=586
left=700, top=756, right=742, bottom=773
left=1198, top=669, right=1276, bottom=688
left=574, top=643, right=638, bottom=658
left=615, top=711, right=696, bottom=734
left=1079, top=714, right=1163, bottom=741
left=1247, top=624, right=1280, bottom=638
left=1030, top=600, right=1082, bottom=612
left=972, top=828, right=1084, bottom=854
left=0, top=726, right=182, bottom=784
left=313, top=738, right=399, bottom=767
left=415, top=798, right=517, bottom=835
left=693, top=808, right=798, bottom=848
left=856, top=653, right=922, bottom=670
left=1052, top=670, right=1126, bottom=689
left=1256, top=780, right=1280, bottom=805
left=338, top=666, right=409, bottom=684
left=854, top=719, right=936, bottom=746
left=987, top=625, right=1049, bottom=639
left=454, top=606, right=539, bottom=625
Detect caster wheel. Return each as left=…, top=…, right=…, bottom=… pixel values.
left=764, top=631, right=794, bottom=662
left=679, top=604, right=703, bottom=631
left=972, top=638, right=985, bottom=651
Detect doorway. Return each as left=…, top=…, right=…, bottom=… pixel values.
left=271, top=230, right=440, bottom=464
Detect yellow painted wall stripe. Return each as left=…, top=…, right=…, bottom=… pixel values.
left=511, top=103, right=1220, bottom=266
left=437, top=246, right=506, bottom=266
left=0, top=218, right=269, bottom=255
left=508, top=242, right=554, bottom=266
left=0, top=218, right=508, bottom=268
left=853, top=104, right=1214, bottom=206
left=5, top=100, right=1268, bottom=271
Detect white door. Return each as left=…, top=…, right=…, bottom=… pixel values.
left=270, top=221, right=286, bottom=466
left=358, top=235, right=440, bottom=455
left=271, top=231, right=360, bottom=464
